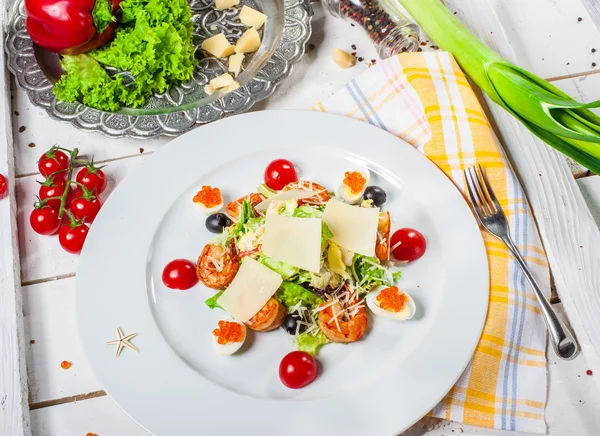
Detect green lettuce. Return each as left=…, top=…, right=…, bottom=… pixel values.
left=260, top=256, right=298, bottom=280
left=54, top=54, right=128, bottom=112
left=352, top=254, right=396, bottom=290
left=227, top=200, right=254, bottom=244
left=297, top=331, right=330, bottom=355
left=245, top=216, right=265, bottom=233
left=205, top=290, right=224, bottom=310
left=275, top=282, right=322, bottom=310
left=92, top=0, right=114, bottom=34
left=55, top=0, right=197, bottom=111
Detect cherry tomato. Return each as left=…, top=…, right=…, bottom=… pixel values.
left=162, top=259, right=198, bottom=290
left=39, top=179, right=69, bottom=210
left=30, top=206, right=61, bottom=235
left=0, top=173, right=7, bottom=197
left=38, top=149, right=69, bottom=179
left=264, top=159, right=298, bottom=191
left=58, top=223, right=90, bottom=254
left=279, top=351, right=318, bottom=389
left=70, top=193, right=102, bottom=223
left=390, top=228, right=426, bottom=262
left=76, top=166, right=107, bottom=195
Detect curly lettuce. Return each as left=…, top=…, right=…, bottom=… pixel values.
left=205, top=290, right=224, bottom=310
left=352, top=254, right=401, bottom=291
left=54, top=0, right=197, bottom=111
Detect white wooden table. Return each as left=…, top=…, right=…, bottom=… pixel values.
left=5, top=0, right=600, bottom=434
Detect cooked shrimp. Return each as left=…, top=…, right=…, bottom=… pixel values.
left=318, top=299, right=368, bottom=343
left=375, top=211, right=391, bottom=261
left=196, top=240, right=239, bottom=289
left=245, top=298, right=287, bottom=332
left=283, top=181, right=330, bottom=205
left=225, top=193, right=265, bottom=219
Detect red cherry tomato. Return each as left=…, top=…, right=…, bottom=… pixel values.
left=30, top=206, right=61, bottom=235
left=70, top=193, right=102, bottom=223
left=0, top=173, right=7, bottom=197
left=39, top=179, right=69, bottom=210
left=38, top=149, right=70, bottom=179
left=162, top=259, right=198, bottom=290
left=279, top=351, right=318, bottom=389
left=390, top=228, right=426, bottom=262
left=264, top=159, right=298, bottom=191
left=76, top=167, right=107, bottom=195
left=58, top=223, right=90, bottom=254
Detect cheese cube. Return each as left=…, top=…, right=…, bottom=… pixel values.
left=235, top=28, right=261, bottom=54
left=204, top=84, right=215, bottom=95
left=224, top=81, right=240, bottom=93
left=201, top=33, right=235, bottom=58
left=215, top=0, right=239, bottom=9
left=239, top=6, right=267, bottom=29
left=332, top=48, right=356, bottom=69
left=210, top=73, right=235, bottom=89
left=228, top=53, right=245, bottom=76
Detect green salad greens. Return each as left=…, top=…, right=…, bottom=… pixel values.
left=54, top=0, right=197, bottom=111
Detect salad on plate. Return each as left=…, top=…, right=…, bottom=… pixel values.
left=162, top=158, right=427, bottom=389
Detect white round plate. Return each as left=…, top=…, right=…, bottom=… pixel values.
left=77, top=110, right=488, bottom=436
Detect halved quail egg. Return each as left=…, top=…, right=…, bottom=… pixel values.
left=335, top=165, right=370, bottom=204
left=212, top=319, right=246, bottom=355
left=366, top=285, right=416, bottom=321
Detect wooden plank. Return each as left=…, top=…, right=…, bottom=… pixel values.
left=23, top=278, right=103, bottom=404
left=447, top=0, right=600, bottom=389
left=0, top=0, right=30, bottom=433
left=577, top=176, right=600, bottom=225
left=582, top=0, right=600, bottom=32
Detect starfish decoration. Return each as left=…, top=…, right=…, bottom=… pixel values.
left=106, top=327, right=139, bottom=357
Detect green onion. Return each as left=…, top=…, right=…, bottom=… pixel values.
left=398, top=0, right=600, bottom=172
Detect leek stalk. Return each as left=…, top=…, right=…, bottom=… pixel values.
left=398, top=0, right=600, bottom=172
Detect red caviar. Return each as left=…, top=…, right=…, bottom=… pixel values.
left=60, top=360, right=71, bottom=369
left=213, top=320, right=245, bottom=345
left=193, top=185, right=222, bottom=207
left=343, top=171, right=367, bottom=194
left=376, top=286, right=408, bottom=312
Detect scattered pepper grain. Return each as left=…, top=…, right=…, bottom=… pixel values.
left=18, top=126, right=26, bottom=133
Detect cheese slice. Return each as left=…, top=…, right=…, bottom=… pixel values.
left=322, top=198, right=379, bottom=256
left=255, top=189, right=317, bottom=212
left=217, top=257, right=283, bottom=322
left=262, top=214, right=322, bottom=272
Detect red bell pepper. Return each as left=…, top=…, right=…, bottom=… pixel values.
left=25, top=0, right=121, bottom=55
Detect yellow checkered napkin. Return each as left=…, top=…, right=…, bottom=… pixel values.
left=314, top=52, right=550, bottom=433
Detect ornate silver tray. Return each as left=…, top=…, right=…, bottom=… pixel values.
left=6, top=0, right=312, bottom=138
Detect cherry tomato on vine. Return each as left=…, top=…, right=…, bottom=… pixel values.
left=0, top=173, right=7, bottom=197
left=264, top=159, right=298, bottom=191
left=39, top=178, right=69, bottom=210
left=30, top=205, right=61, bottom=235
left=70, top=192, right=102, bottom=223
left=38, top=148, right=69, bottom=179
left=58, top=223, right=89, bottom=254
left=162, top=259, right=198, bottom=290
left=76, top=165, right=107, bottom=195
left=390, top=228, right=426, bottom=262
left=279, top=351, right=318, bottom=389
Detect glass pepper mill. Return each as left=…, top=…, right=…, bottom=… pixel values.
left=321, top=0, right=421, bottom=58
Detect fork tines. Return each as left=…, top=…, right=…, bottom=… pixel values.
left=464, top=165, right=505, bottom=221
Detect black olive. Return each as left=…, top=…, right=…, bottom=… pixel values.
left=363, top=186, right=387, bottom=207
left=205, top=213, right=233, bottom=234
left=283, top=313, right=306, bottom=335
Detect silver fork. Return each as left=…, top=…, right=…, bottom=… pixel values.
left=464, top=166, right=579, bottom=360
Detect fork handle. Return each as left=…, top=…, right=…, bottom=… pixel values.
left=504, top=238, right=579, bottom=360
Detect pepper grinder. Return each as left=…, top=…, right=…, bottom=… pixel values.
left=321, top=0, right=421, bottom=58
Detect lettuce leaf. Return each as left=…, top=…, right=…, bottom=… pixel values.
left=54, top=0, right=197, bottom=111
left=275, top=282, right=322, bottom=310
left=260, top=256, right=298, bottom=280
left=205, top=290, right=224, bottom=310
left=54, top=54, right=128, bottom=112
left=352, top=254, right=395, bottom=290
left=92, top=0, right=114, bottom=34
left=227, top=199, right=254, bottom=244
left=297, top=331, right=330, bottom=355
